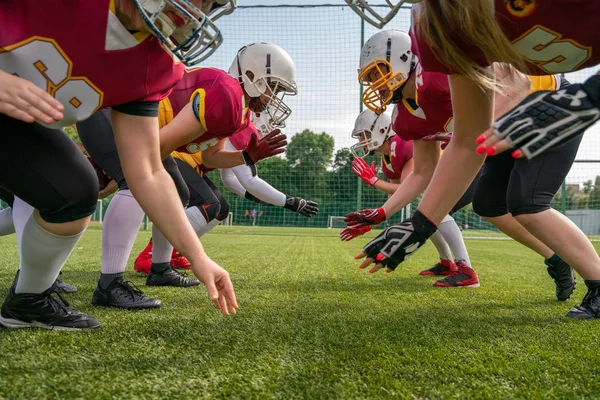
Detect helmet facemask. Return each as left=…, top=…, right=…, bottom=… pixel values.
left=133, top=0, right=228, bottom=66
left=207, top=0, right=237, bottom=21
left=345, top=0, right=421, bottom=29
left=359, top=60, right=408, bottom=114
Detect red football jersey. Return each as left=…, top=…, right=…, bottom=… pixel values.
left=170, top=68, right=250, bottom=154
left=412, top=1, right=599, bottom=75
left=381, top=135, right=414, bottom=180
left=392, top=62, right=453, bottom=141
left=0, top=0, right=184, bottom=128
left=229, top=121, right=259, bottom=151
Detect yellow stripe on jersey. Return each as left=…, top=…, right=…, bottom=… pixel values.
left=158, top=98, right=174, bottom=129
left=190, top=88, right=208, bottom=131
left=172, top=151, right=205, bottom=176
left=528, top=75, right=558, bottom=94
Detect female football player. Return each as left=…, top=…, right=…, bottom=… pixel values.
left=77, top=43, right=297, bottom=308
left=343, top=109, right=475, bottom=283
left=134, top=111, right=319, bottom=274
left=351, top=3, right=600, bottom=318
left=0, top=0, right=237, bottom=330
left=348, top=30, right=578, bottom=297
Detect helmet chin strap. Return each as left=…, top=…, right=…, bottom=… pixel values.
left=389, top=58, right=417, bottom=104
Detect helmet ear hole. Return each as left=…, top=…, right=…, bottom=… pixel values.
left=245, top=70, right=255, bottom=82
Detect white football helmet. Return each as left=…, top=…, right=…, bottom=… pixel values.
left=229, top=42, right=297, bottom=126
left=358, top=29, right=415, bottom=114
left=345, top=1, right=421, bottom=29
left=133, top=0, right=236, bottom=67
left=351, top=109, right=394, bottom=158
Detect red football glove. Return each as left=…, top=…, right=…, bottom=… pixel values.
left=421, top=133, right=452, bottom=150
left=340, top=225, right=372, bottom=241
left=243, top=129, right=288, bottom=166
left=351, top=157, right=379, bottom=187
left=344, top=207, right=386, bottom=228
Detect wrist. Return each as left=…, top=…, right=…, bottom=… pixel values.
left=376, top=207, right=386, bottom=220
left=242, top=150, right=254, bottom=166
left=369, top=176, right=380, bottom=187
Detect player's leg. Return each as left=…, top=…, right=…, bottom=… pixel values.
left=177, top=159, right=225, bottom=238
left=434, top=177, right=480, bottom=288
left=507, top=135, right=596, bottom=312
left=419, top=231, right=456, bottom=276
left=0, top=114, right=99, bottom=330
left=473, top=150, right=574, bottom=300
left=146, top=156, right=199, bottom=287
left=78, top=109, right=162, bottom=309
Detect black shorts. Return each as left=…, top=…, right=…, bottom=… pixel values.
left=175, top=159, right=230, bottom=221
left=472, top=133, right=583, bottom=217
left=0, top=114, right=98, bottom=223
left=77, top=109, right=189, bottom=207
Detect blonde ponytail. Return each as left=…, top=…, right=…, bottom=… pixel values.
left=418, top=0, right=529, bottom=91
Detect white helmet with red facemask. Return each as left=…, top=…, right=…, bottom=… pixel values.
left=358, top=29, right=416, bottom=115
left=351, top=109, right=394, bottom=158
left=229, top=42, right=297, bottom=127
left=132, top=0, right=236, bottom=67
left=345, top=0, right=421, bottom=29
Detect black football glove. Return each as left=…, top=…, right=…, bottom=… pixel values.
left=493, top=74, right=600, bottom=159
left=284, top=196, right=319, bottom=217
left=362, top=210, right=437, bottom=271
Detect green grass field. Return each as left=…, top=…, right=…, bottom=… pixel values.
left=1, top=225, right=600, bottom=399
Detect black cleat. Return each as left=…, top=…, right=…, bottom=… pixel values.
left=567, top=281, right=600, bottom=319
left=54, top=279, right=78, bottom=294
left=146, top=268, right=200, bottom=287
left=545, top=258, right=576, bottom=301
left=91, top=280, right=162, bottom=310
left=0, top=284, right=99, bottom=331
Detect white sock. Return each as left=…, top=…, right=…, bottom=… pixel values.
left=429, top=230, right=453, bottom=261
left=12, top=197, right=35, bottom=251
left=186, top=207, right=218, bottom=238
left=151, top=224, right=173, bottom=264
left=438, top=214, right=471, bottom=266
left=101, top=190, right=145, bottom=274
left=15, top=215, right=85, bottom=294
left=0, top=207, right=15, bottom=236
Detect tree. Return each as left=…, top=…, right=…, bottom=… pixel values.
left=284, top=129, right=334, bottom=200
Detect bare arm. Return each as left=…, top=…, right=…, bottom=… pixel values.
left=202, top=139, right=245, bottom=169
left=417, top=74, right=493, bottom=224
left=381, top=140, right=440, bottom=217
left=111, top=109, right=237, bottom=314
left=159, top=102, right=206, bottom=159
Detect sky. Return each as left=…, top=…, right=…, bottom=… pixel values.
left=207, top=2, right=600, bottom=185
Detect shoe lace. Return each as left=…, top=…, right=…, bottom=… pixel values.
left=580, top=286, right=600, bottom=307
left=47, top=287, right=72, bottom=314
left=116, top=281, right=145, bottom=300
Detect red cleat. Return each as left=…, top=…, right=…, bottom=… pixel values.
left=133, top=239, right=153, bottom=275
left=433, top=261, right=480, bottom=288
left=170, top=249, right=191, bottom=270
left=419, top=259, right=457, bottom=276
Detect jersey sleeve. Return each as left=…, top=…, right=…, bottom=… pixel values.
left=229, top=121, right=258, bottom=151
left=190, top=83, right=244, bottom=137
